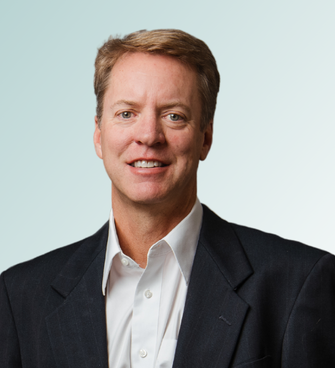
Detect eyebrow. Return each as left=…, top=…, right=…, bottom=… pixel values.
left=112, top=100, right=139, bottom=108
left=160, top=102, right=192, bottom=116
left=112, top=100, right=192, bottom=115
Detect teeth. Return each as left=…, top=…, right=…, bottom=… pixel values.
left=133, top=160, right=163, bottom=168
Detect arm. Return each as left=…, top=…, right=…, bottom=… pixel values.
left=282, top=253, right=335, bottom=367
left=0, top=273, right=22, bottom=368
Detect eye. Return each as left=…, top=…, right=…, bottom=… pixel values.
left=120, top=111, right=132, bottom=119
left=168, top=113, right=183, bottom=122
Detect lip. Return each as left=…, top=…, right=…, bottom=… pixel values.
left=127, top=158, right=169, bottom=167
left=126, top=158, right=170, bottom=176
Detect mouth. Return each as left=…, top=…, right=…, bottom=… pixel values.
left=129, top=160, right=167, bottom=168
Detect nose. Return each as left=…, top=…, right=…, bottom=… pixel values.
left=134, top=112, right=166, bottom=147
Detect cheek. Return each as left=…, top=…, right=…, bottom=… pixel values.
left=169, top=129, right=194, bottom=152
left=170, top=134, right=201, bottom=165
left=101, top=126, right=130, bottom=158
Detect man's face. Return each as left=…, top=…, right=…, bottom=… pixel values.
left=94, top=52, right=212, bottom=210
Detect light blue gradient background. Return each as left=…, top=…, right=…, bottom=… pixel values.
left=1, top=0, right=334, bottom=272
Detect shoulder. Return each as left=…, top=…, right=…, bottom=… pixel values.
left=231, top=221, right=329, bottom=265
left=230, top=221, right=333, bottom=278
left=1, top=221, right=109, bottom=292
left=201, top=204, right=333, bottom=275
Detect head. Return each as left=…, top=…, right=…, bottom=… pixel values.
left=93, top=30, right=219, bottom=216
left=94, top=29, right=220, bottom=131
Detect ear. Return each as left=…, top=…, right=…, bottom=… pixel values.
left=93, top=116, right=103, bottom=159
left=200, top=120, right=213, bottom=161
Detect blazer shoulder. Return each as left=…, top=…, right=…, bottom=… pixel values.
left=229, top=221, right=331, bottom=271
left=201, top=204, right=329, bottom=263
left=201, top=204, right=332, bottom=276
left=1, top=221, right=109, bottom=292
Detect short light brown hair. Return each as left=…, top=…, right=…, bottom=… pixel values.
left=94, top=29, right=220, bottom=131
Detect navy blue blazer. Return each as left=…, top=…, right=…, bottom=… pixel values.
left=1, top=205, right=335, bottom=368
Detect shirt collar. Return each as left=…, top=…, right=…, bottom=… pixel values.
left=102, top=199, right=203, bottom=295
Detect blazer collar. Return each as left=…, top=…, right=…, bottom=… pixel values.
left=50, top=205, right=252, bottom=298
left=47, top=222, right=109, bottom=368
left=199, top=204, right=253, bottom=290
left=173, top=205, right=253, bottom=368
left=51, top=222, right=109, bottom=297
left=50, top=204, right=252, bottom=297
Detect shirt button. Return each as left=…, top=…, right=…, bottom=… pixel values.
left=121, top=258, right=129, bottom=266
left=144, top=290, right=153, bottom=299
left=139, top=349, right=147, bottom=358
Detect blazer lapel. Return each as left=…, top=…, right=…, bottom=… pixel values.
left=173, top=205, right=253, bottom=368
left=45, top=223, right=109, bottom=368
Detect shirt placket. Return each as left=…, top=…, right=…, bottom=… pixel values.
left=131, top=242, right=168, bottom=368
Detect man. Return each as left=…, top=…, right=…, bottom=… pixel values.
left=1, top=29, right=334, bottom=368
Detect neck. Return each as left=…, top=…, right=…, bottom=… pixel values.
left=112, top=192, right=196, bottom=268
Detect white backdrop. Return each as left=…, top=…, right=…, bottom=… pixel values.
left=1, top=0, right=334, bottom=272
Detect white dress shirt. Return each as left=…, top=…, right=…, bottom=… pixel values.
left=102, top=199, right=203, bottom=368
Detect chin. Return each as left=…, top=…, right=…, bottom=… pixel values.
left=113, top=184, right=168, bottom=206
left=128, top=192, right=170, bottom=206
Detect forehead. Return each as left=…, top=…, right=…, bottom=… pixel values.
left=105, top=52, right=200, bottom=106
left=112, top=52, right=195, bottom=78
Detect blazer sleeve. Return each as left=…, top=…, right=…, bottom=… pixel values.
left=282, top=253, right=335, bottom=367
left=0, top=273, right=22, bottom=368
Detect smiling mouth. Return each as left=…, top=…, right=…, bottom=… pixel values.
left=130, top=160, right=166, bottom=168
